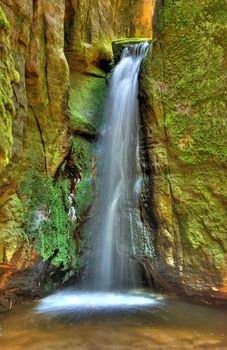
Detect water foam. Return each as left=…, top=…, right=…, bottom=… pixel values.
left=36, top=291, right=160, bottom=313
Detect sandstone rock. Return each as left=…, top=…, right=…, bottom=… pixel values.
left=0, top=0, right=71, bottom=301
left=139, top=0, right=227, bottom=303
left=64, top=0, right=153, bottom=69
left=0, top=6, right=18, bottom=177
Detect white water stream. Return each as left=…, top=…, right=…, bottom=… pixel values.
left=84, top=42, right=150, bottom=290
left=27, top=44, right=226, bottom=350
left=36, top=42, right=154, bottom=314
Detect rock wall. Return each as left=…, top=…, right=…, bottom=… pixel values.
left=0, top=0, right=72, bottom=310
left=2, top=0, right=225, bottom=309
left=140, top=0, right=227, bottom=303
left=0, top=0, right=153, bottom=310
left=64, top=0, right=153, bottom=69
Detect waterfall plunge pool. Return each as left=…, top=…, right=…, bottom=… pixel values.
left=0, top=290, right=227, bottom=350
left=35, top=290, right=161, bottom=313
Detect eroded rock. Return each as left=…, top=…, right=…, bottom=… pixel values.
left=139, top=0, right=227, bottom=303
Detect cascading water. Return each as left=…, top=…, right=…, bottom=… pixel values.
left=84, top=42, right=150, bottom=291
left=25, top=44, right=227, bottom=350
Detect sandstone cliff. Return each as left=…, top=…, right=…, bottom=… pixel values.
left=140, top=0, right=227, bottom=303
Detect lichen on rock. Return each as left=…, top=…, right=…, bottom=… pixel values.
left=0, top=6, right=19, bottom=175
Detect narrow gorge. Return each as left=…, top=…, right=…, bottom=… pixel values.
left=0, top=0, right=226, bottom=349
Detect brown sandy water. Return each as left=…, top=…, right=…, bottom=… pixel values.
left=0, top=290, right=226, bottom=350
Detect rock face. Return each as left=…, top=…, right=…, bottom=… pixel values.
left=0, top=7, right=18, bottom=176
left=0, top=0, right=152, bottom=311
left=64, top=0, right=153, bottom=69
left=0, top=0, right=71, bottom=311
left=139, top=0, right=227, bottom=303
left=1, top=0, right=225, bottom=309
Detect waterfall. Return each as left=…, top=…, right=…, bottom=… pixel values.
left=84, top=42, right=150, bottom=291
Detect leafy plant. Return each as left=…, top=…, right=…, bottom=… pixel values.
left=19, top=171, right=77, bottom=270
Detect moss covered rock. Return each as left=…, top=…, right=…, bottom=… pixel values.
left=0, top=0, right=72, bottom=307
left=140, top=0, right=227, bottom=302
left=0, top=6, right=18, bottom=176
left=69, top=70, right=106, bottom=133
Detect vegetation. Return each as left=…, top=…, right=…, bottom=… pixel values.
left=72, top=137, right=94, bottom=218
left=69, top=71, right=106, bottom=132
left=75, top=179, right=93, bottom=219
left=0, top=6, right=9, bottom=29
left=19, top=172, right=77, bottom=272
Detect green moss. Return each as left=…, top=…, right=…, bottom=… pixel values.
left=70, top=112, right=96, bottom=135
left=0, top=194, right=26, bottom=263
left=0, top=7, right=18, bottom=174
left=184, top=220, right=225, bottom=267
left=157, top=0, right=227, bottom=165
left=0, top=6, right=9, bottom=30
left=14, top=70, right=20, bottom=84
left=71, top=136, right=94, bottom=218
left=19, top=172, right=77, bottom=271
left=75, top=178, right=93, bottom=219
left=113, top=38, right=151, bottom=47
left=72, top=136, right=93, bottom=176
left=69, top=70, right=106, bottom=132
left=68, top=69, right=106, bottom=223
left=169, top=171, right=227, bottom=270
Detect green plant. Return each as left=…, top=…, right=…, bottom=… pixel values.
left=0, top=6, right=9, bottom=30
left=19, top=171, right=77, bottom=270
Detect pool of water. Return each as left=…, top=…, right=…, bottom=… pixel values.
left=0, top=289, right=226, bottom=350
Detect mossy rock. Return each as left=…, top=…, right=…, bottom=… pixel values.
left=157, top=0, right=227, bottom=165
left=112, top=38, right=152, bottom=63
left=139, top=0, right=227, bottom=301
left=71, top=136, right=93, bottom=177
left=0, top=6, right=19, bottom=176
left=69, top=70, right=106, bottom=133
left=70, top=112, right=96, bottom=136
left=0, top=6, right=9, bottom=30
left=71, top=136, right=94, bottom=218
